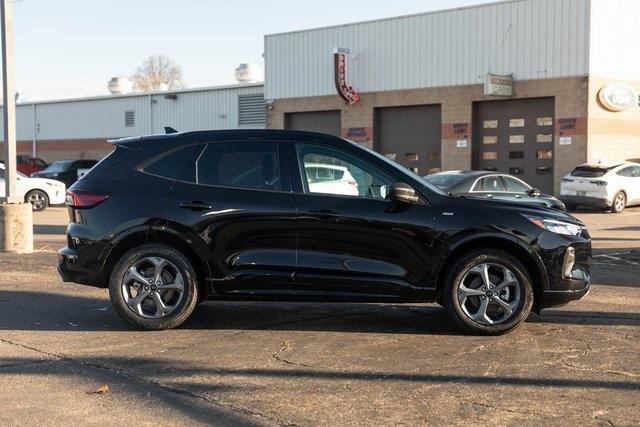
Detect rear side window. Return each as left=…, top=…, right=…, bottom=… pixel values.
left=474, top=176, right=507, bottom=192
left=186, top=141, right=280, bottom=191
left=503, top=176, right=530, bottom=193
left=145, top=145, right=201, bottom=180
left=617, top=166, right=635, bottom=177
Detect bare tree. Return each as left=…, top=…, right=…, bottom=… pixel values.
left=132, top=54, right=185, bottom=92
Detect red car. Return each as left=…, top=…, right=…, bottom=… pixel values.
left=17, top=155, right=48, bottom=176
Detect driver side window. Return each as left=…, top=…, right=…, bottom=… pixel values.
left=296, top=143, right=394, bottom=201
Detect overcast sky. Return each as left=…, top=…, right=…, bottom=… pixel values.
left=10, top=0, right=497, bottom=101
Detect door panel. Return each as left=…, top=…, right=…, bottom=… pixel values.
left=290, top=142, right=437, bottom=299
left=285, top=110, right=341, bottom=137
left=473, top=98, right=555, bottom=194
left=375, top=105, right=442, bottom=176
left=168, top=140, right=297, bottom=295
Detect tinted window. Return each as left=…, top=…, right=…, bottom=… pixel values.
left=34, top=159, right=47, bottom=168
left=190, top=141, right=280, bottom=190
left=45, top=160, right=73, bottom=173
left=296, top=143, right=393, bottom=200
left=474, top=176, right=507, bottom=192
left=571, top=165, right=618, bottom=178
left=503, top=176, right=531, bottom=192
left=145, top=145, right=200, bottom=180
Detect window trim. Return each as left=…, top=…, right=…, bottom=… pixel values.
left=291, top=141, right=400, bottom=203
left=469, top=174, right=530, bottom=193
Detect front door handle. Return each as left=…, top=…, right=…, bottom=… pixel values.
left=179, top=201, right=212, bottom=211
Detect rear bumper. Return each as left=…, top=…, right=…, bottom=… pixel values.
left=58, top=247, right=105, bottom=288
left=560, top=195, right=610, bottom=208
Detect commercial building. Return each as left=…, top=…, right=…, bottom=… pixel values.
left=0, top=83, right=265, bottom=162
left=265, top=0, right=640, bottom=193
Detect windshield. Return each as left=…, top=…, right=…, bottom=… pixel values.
left=345, top=140, right=447, bottom=195
left=424, top=173, right=468, bottom=189
left=44, top=160, right=74, bottom=173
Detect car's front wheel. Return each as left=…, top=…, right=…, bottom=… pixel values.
left=25, top=189, right=49, bottom=211
left=109, top=244, right=199, bottom=330
left=443, top=249, right=534, bottom=335
left=611, top=191, right=626, bottom=213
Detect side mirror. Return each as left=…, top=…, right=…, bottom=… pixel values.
left=389, top=182, right=420, bottom=204
left=528, top=188, right=541, bottom=197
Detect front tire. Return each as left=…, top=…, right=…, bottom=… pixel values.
left=25, top=189, right=49, bottom=211
left=442, top=249, right=534, bottom=335
left=611, top=191, right=626, bottom=213
left=109, top=244, right=199, bottom=330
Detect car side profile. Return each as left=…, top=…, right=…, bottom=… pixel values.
left=32, top=159, right=98, bottom=188
left=560, top=162, right=640, bottom=213
left=0, top=163, right=66, bottom=211
left=58, top=130, right=591, bottom=335
left=424, top=170, right=565, bottom=210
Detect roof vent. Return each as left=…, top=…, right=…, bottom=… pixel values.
left=235, top=63, right=263, bottom=83
left=108, top=76, right=133, bottom=94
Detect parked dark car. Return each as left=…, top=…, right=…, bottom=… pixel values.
left=32, top=159, right=98, bottom=187
left=58, top=130, right=591, bottom=335
left=424, top=170, right=566, bottom=210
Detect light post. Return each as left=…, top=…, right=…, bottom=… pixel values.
left=0, top=0, right=33, bottom=253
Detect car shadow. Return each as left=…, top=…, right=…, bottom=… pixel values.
left=0, top=290, right=637, bottom=333
left=33, top=224, right=68, bottom=235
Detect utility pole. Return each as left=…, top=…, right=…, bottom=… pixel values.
left=1, top=0, right=33, bottom=253
left=1, top=0, right=17, bottom=203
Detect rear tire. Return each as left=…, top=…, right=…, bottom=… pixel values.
left=442, top=249, right=534, bottom=335
left=611, top=191, right=626, bottom=213
left=25, top=189, right=49, bottom=211
left=109, top=244, right=199, bottom=330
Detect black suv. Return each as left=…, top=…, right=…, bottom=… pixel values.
left=58, top=130, right=591, bottom=334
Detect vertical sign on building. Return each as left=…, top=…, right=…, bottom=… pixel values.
left=334, top=48, right=360, bottom=105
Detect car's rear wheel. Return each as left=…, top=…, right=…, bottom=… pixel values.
left=109, top=244, right=199, bottom=330
left=25, top=189, right=49, bottom=211
left=611, top=191, right=626, bottom=213
left=442, top=249, right=534, bottom=335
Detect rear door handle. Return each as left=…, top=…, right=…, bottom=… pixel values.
left=179, top=201, right=212, bottom=211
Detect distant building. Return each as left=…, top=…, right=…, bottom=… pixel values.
left=0, top=83, right=265, bottom=162
left=264, top=0, right=640, bottom=193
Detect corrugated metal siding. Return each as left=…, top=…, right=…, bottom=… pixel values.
left=589, top=0, right=640, bottom=80
left=0, top=84, right=265, bottom=142
left=265, top=0, right=591, bottom=99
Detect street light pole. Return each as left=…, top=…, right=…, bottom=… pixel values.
left=1, top=0, right=18, bottom=203
left=0, top=0, right=32, bottom=253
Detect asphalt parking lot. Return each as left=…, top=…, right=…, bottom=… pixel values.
left=1, top=207, right=638, bottom=426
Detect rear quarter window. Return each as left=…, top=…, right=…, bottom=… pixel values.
left=144, top=145, right=201, bottom=180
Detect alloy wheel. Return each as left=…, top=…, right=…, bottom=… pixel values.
left=121, top=256, right=185, bottom=318
left=28, top=192, right=47, bottom=210
left=457, top=263, right=522, bottom=325
left=614, top=193, right=626, bottom=212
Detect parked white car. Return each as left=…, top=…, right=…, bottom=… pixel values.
left=305, top=163, right=359, bottom=196
left=560, top=162, right=640, bottom=213
left=0, top=163, right=66, bottom=211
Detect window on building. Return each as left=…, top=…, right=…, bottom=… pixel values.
left=509, top=135, right=525, bottom=144
left=483, top=136, right=497, bottom=144
left=124, top=110, right=135, bottom=127
left=537, top=134, right=553, bottom=143
left=508, top=167, right=524, bottom=176
left=509, top=118, right=525, bottom=128
left=509, top=151, right=524, bottom=159
left=537, top=149, right=553, bottom=160
left=482, top=151, right=498, bottom=160
left=483, top=120, right=498, bottom=129
left=537, top=117, right=553, bottom=126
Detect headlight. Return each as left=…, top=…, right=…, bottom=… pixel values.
left=523, top=215, right=583, bottom=236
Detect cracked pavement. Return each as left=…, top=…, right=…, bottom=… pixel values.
left=0, top=207, right=639, bottom=425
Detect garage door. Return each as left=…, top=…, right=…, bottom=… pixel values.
left=473, top=98, right=555, bottom=193
left=284, top=111, right=341, bottom=137
left=375, top=105, right=442, bottom=175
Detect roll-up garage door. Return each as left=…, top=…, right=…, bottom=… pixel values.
left=284, top=111, right=341, bottom=137
left=473, top=98, right=555, bottom=193
left=375, top=105, right=442, bottom=175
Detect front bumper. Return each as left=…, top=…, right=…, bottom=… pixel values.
left=58, top=247, right=104, bottom=287
left=540, top=272, right=590, bottom=308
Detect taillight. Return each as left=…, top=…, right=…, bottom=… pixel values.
left=65, top=189, right=109, bottom=208
left=592, top=180, right=608, bottom=186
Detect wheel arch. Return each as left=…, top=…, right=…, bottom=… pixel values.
left=432, top=234, right=548, bottom=311
left=99, top=226, right=212, bottom=298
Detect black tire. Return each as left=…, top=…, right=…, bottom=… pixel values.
left=25, top=189, right=49, bottom=211
left=109, top=244, right=199, bottom=330
left=611, top=191, right=626, bottom=213
left=442, top=249, right=534, bottom=335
